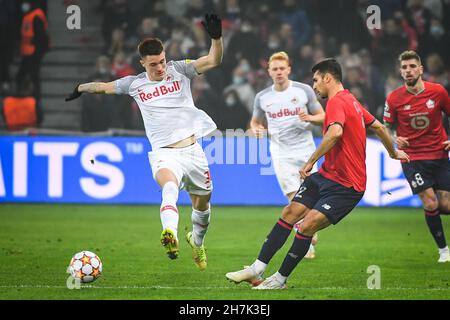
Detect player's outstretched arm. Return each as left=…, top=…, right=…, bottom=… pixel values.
left=65, top=82, right=116, bottom=101
left=193, top=14, right=223, bottom=74
left=370, top=120, right=410, bottom=162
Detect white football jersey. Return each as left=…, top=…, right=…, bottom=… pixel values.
left=253, top=81, right=322, bottom=160
left=115, top=60, right=217, bottom=150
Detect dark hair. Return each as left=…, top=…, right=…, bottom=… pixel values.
left=311, top=58, right=342, bottom=82
left=138, top=38, right=164, bottom=58
left=398, top=50, right=421, bottom=64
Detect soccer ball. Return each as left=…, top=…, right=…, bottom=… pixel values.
left=68, top=251, right=102, bottom=283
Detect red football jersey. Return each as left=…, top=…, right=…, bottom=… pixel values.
left=384, top=81, right=450, bottom=161
left=319, top=90, right=376, bottom=192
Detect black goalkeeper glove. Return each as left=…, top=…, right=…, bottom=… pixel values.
left=201, top=14, right=222, bottom=39
left=65, top=84, right=82, bottom=101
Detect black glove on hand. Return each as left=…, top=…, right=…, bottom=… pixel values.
left=201, top=14, right=222, bottom=39
left=65, top=84, right=82, bottom=101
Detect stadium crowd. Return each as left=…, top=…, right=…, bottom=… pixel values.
left=93, top=0, right=450, bottom=132
left=1, top=0, right=450, bottom=132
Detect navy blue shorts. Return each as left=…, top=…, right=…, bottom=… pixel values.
left=401, top=159, right=450, bottom=194
left=292, top=172, right=364, bottom=225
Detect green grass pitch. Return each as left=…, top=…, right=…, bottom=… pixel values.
left=0, top=204, right=449, bottom=300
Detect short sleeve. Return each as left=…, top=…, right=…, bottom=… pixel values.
left=252, top=93, right=265, bottom=120
left=383, top=95, right=397, bottom=123
left=171, top=60, right=199, bottom=79
left=325, top=97, right=346, bottom=129
left=362, top=106, right=376, bottom=126
left=114, top=75, right=137, bottom=95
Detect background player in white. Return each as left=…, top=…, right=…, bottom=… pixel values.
left=250, top=52, right=324, bottom=258
left=64, top=14, right=223, bottom=271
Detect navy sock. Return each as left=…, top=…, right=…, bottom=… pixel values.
left=425, top=209, right=447, bottom=249
left=257, top=218, right=293, bottom=264
left=278, top=232, right=312, bottom=277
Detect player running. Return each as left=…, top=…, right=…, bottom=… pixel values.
left=65, top=14, right=223, bottom=271
left=226, top=58, right=409, bottom=289
left=384, top=50, right=450, bottom=263
left=251, top=51, right=324, bottom=258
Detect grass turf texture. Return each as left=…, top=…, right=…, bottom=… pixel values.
left=0, top=204, right=449, bottom=300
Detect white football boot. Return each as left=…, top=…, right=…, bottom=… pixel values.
left=252, top=274, right=287, bottom=290
left=438, top=246, right=450, bottom=263
left=226, top=266, right=263, bottom=286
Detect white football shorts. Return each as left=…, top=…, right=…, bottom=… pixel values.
left=148, top=142, right=212, bottom=195
left=272, top=157, right=317, bottom=196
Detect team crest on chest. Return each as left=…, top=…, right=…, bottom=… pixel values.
left=403, top=105, right=411, bottom=110
left=426, top=99, right=435, bottom=109
left=291, top=96, right=299, bottom=105
left=165, top=73, right=174, bottom=82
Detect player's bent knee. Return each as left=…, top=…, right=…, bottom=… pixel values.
left=281, top=203, right=307, bottom=224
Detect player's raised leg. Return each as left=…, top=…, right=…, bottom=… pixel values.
left=418, top=188, right=449, bottom=262
left=226, top=201, right=309, bottom=285
left=186, top=193, right=211, bottom=270
left=155, top=168, right=181, bottom=260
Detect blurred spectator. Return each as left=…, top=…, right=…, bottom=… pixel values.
left=191, top=75, right=222, bottom=127
left=223, top=59, right=256, bottom=115
left=384, top=73, right=403, bottom=97
left=107, top=28, right=129, bottom=57
left=111, top=51, right=135, bottom=78
left=101, top=0, right=132, bottom=50
left=424, top=53, right=450, bottom=91
left=279, top=0, right=311, bottom=48
left=292, top=44, right=314, bottom=83
left=16, top=0, right=49, bottom=104
left=225, top=18, right=266, bottom=69
left=422, top=18, right=450, bottom=62
left=221, top=89, right=251, bottom=130
left=373, top=18, right=410, bottom=73
left=81, top=56, right=115, bottom=132
left=277, top=23, right=295, bottom=56
left=405, top=0, right=434, bottom=55
left=0, top=0, right=19, bottom=95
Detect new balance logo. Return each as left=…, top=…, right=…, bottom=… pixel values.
left=322, top=204, right=331, bottom=210
left=288, top=253, right=298, bottom=259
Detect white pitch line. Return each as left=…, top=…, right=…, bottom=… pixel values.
left=0, top=285, right=449, bottom=291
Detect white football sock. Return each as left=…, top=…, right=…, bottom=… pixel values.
left=160, top=181, right=179, bottom=238
left=251, top=259, right=267, bottom=275
left=439, top=246, right=449, bottom=254
left=191, top=206, right=211, bottom=246
left=273, top=271, right=287, bottom=284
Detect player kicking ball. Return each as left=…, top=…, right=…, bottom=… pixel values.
left=226, top=58, right=409, bottom=289
left=65, top=14, right=223, bottom=271
left=250, top=51, right=324, bottom=258
left=384, top=51, right=450, bottom=263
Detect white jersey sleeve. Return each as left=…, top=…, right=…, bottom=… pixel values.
left=114, top=75, right=140, bottom=95
left=171, top=60, right=199, bottom=79
left=291, top=82, right=322, bottom=114
left=252, top=88, right=271, bottom=121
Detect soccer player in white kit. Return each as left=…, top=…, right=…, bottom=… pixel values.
left=250, top=52, right=324, bottom=258
left=65, top=15, right=223, bottom=271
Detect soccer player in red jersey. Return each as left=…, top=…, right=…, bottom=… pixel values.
left=226, top=59, right=409, bottom=289
left=384, top=51, right=450, bottom=263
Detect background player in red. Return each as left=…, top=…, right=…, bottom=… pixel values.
left=384, top=50, right=450, bottom=263
left=226, top=59, right=409, bottom=289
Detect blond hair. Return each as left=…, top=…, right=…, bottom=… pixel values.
left=269, top=51, right=290, bottom=66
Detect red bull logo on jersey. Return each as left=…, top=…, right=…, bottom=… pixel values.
left=138, top=81, right=181, bottom=102
left=266, top=107, right=303, bottom=119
